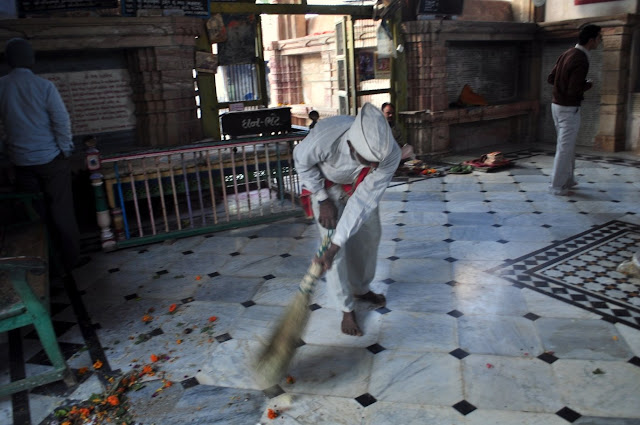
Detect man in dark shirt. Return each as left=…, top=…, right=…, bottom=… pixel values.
left=547, top=24, right=601, bottom=196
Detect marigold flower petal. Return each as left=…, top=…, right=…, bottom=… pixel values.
left=267, top=408, right=278, bottom=419
left=150, top=354, right=159, bottom=362
left=169, top=303, right=177, bottom=313
left=107, top=395, right=120, bottom=406
left=78, top=367, right=89, bottom=375
left=208, top=316, right=218, bottom=322
left=93, top=360, right=103, bottom=369
left=195, top=275, right=202, bottom=280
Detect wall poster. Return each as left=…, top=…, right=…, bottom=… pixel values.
left=217, top=14, right=257, bottom=66
left=374, top=53, right=391, bottom=79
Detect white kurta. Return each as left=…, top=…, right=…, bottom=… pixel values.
left=293, top=116, right=401, bottom=311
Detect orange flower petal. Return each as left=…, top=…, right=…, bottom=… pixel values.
left=93, top=360, right=103, bottom=369
left=195, top=275, right=202, bottom=280
left=78, top=367, right=89, bottom=375
left=208, top=316, right=218, bottom=322
left=169, top=303, right=177, bottom=313
left=267, top=408, right=278, bottom=419
left=107, top=395, right=120, bottom=406
left=150, top=354, right=159, bottom=363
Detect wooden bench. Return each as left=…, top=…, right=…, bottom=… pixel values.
left=0, top=210, right=76, bottom=396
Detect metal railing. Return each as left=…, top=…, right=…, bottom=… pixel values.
left=88, top=133, right=306, bottom=250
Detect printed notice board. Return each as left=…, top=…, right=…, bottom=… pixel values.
left=121, top=0, right=209, bottom=17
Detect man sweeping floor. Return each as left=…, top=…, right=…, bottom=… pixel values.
left=294, top=102, right=401, bottom=336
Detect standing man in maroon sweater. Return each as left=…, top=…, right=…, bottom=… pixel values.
left=547, top=24, right=601, bottom=196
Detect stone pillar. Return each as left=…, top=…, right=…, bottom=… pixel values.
left=403, top=21, right=450, bottom=153
left=595, top=27, right=632, bottom=152
left=128, top=46, right=202, bottom=147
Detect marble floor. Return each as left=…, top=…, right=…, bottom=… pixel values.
left=2, top=145, right=640, bottom=425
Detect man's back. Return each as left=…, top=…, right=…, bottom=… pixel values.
left=548, top=47, right=590, bottom=107
left=0, top=68, right=71, bottom=166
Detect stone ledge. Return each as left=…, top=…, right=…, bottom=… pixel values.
left=401, top=100, right=538, bottom=126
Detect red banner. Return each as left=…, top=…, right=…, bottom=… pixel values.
left=575, top=0, right=619, bottom=5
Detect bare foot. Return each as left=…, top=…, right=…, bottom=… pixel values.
left=342, top=311, right=363, bottom=336
left=355, top=291, right=386, bottom=307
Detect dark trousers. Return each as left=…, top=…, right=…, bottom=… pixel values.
left=15, top=156, right=80, bottom=273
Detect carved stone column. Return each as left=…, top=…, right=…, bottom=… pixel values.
left=594, top=24, right=633, bottom=152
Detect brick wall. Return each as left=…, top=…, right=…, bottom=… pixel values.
left=446, top=42, right=520, bottom=105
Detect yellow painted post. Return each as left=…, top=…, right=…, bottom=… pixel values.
left=195, top=24, right=221, bottom=140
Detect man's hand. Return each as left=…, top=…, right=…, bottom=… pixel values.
left=313, top=242, right=340, bottom=274
left=318, top=198, right=338, bottom=229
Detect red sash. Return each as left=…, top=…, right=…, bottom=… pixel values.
left=300, top=167, right=371, bottom=219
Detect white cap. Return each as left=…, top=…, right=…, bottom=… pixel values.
left=346, top=102, right=394, bottom=162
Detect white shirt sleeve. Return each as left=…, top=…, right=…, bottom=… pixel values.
left=332, top=141, right=401, bottom=247
left=293, top=116, right=354, bottom=202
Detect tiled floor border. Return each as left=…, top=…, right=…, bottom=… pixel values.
left=488, top=220, right=640, bottom=330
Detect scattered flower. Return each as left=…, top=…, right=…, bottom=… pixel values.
left=286, top=375, right=295, bottom=384
left=93, top=360, right=103, bottom=369
left=486, top=363, right=494, bottom=369
left=169, top=303, right=177, bottom=313
left=142, top=314, right=153, bottom=323
left=141, top=365, right=154, bottom=376
left=612, top=335, right=618, bottom=341
left=107, top=395, right=120, bottom=406
left=267, top=408, right=278, bottom=419
left=195, top=275, right=202, bottom=280
left=163, top=380, right=173, bottom=388
left=176, top=339, right=183, bottom=344
left=150, top=354, right=159, bottom=363
left=208, top=316, right=218, bottom=322
left=78, top=367, right=89, bottom=375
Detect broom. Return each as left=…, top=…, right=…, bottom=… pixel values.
left=253, top=233, right=333, bottom=386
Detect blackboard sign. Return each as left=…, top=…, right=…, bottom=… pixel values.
left=220, top=107, right=292, bottom=138
left=417, top=0, right=464, bottom=15
left=19, top=0, right=117, bottom=14
left=122, top=0, right=209, bottom=17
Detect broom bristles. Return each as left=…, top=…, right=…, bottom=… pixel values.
left=254, top=261, right=323, bottom=386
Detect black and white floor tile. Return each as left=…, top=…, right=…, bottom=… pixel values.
left=1, top=145, right=640, bottom=425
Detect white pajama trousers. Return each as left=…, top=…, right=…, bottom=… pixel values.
left=311, top=184, right=381, bottom=312
left=550, top=103, right=581, bottom=194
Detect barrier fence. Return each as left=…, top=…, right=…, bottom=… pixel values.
left=88, top=133, right=306, bottom=250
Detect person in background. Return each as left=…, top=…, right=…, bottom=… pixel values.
left=308, top=110, right=319, bottom=129
left=0, top=38, right=82, bottom=273
left=294, top=103, right=400, bottom=336
left=547, top=24, right=602, bottom=196
left=381, top=102, right=415, bottom=161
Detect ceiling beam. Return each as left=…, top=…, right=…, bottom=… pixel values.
left=208, top=3, right=375, bottom=18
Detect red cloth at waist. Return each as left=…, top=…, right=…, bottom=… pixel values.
left=300, top=167, right=370, bottom=219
